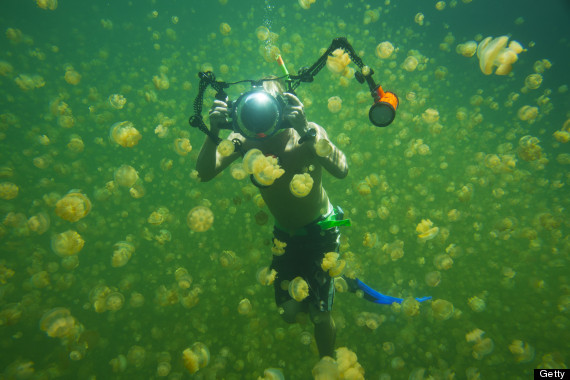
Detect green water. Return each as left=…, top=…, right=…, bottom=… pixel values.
left=1, top=0, right=569, bottom=379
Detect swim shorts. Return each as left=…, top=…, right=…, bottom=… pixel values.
left=270, top=213, right=341, bottom=312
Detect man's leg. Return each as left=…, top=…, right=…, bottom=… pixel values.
left=311, top=308, right=336, bottom=358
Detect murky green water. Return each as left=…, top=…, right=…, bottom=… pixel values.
left=1, top=0, right=569, bottom=379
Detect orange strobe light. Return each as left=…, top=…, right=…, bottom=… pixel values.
left=369, top=85, right=399, bottom=127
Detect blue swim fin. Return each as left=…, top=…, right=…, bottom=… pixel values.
left=343, top=277, right=431, bottom=305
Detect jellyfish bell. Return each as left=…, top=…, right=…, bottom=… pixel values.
left=187, top=206, right=214, bottom=232
left=55, top=192, right=91, bottom=222
left=182, top=342, right=210, bottom=374
left=51, top=230, right=85, bottom=257
left=40, top=307, right=78, bottom=338
left=431, top=299, right=454, bottom=320
left=288, top=276, right=309, bottom=302
left=290, top=173, right=314, bottom=197
left=114, top=165, right=138, bottom=187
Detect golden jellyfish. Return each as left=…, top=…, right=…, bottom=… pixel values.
left=435, top=1, right=446, bottom=10
left=67, top=135, right=84, bottom=153
left=40, top=307, right=79, bottom=339
left=238, top=298, right=252, bottom=315
left=109, top=94, right=127, bottom=109
left=272, top=238, right=287, bottom=255
left=315, top=139, right=333, bottom=157
left=313, top=356, right=340, bottom=380
left=466, top=328, right=484, bottom=343
left=256, top=26, right=270, bottom=41
left=114, top=164, right=138, bottom=187
left=111, top=241, right=134, bottom=268
left=55, top=191, right=91, bottom=222
left=336, top=347, right=365, bottom=379
left=230, top=164, right=247, bottom=180
left=0, top=182, right=18, bottom=200
left=321, top=252, right=345, bottom=277
left=327, top=49, right=351, bottom=74
left=36, top=0, right=58, bottom=10
left=327, top=96, right=342, bottom=113
left=414, top=13, right=424, bottom=25
left=182, top=342, right=210, bottom=374
left=219, top=22, right=231, bottom=36
left=509, top=340, right=535, bottom=363
left=220, top=250, right=237, bottom=267
left=153, top=73, right=170, bottom=90
left=468, top=295, right=486, bottom=312
left=421, top=108, right=439, bottom=124
left=299, top=0, right=316, bottom=10
left=525, top=73, right=543, bottom=90
left=290, top=173, right=314, bottom=197
left=431, top=299, right=454, bottom=320
left=109, top=121, right=142, bottom=147
left=174, top=138, right=192, bottom=156
left=402, top=56, right=419, bottom=72
left=64, top=66, right=81, bottom=85
left=517, top=135, right=542, bottom=161
left=187, top=206, right=214, bottom=232
left=416, top=219, right=439, bottom=241
left=456, top=41, right=478, bottom=57
left=472, top=337, right=494, bottom=359
left=288, top=276, right=309, bottom=302
left=148, top=207, right=169, bottom=225
left=434, top=254, right=453, bottom=270
left=243, top=149, right=284, bottom=186
left=376, top=41, right=395, bottom=59
left=28, top=212, right=50, bottom=234
left=51, top=230, right=84, bottom=257
left=517, top=105, right=538, bottom=122
left=175, top=268, right=192, bottom=289
left=0, top=60, right=14, bottom=76
left=257, top=266, right=277, bottom=286
left=216, top=139, right=234, bottom=157
left=258, top=368, right=285, bottom=380
left=402, top=297, right=420, bottom=317
left=105, top=292, right=125, bottom=311
left=477, top=36, right=523, bottom=75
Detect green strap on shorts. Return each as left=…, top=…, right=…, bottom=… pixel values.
left=317, top=206, right=351, bottom=230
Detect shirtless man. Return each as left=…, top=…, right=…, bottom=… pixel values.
left=195, top=80, right=348, bottom=358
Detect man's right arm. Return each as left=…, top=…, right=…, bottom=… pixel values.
left=195, top=101, right=240, bottom=182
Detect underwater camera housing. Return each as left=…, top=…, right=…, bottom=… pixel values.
left=227, top=86, right=288, bottom=140
left=189, top=37, right=398, bottom=150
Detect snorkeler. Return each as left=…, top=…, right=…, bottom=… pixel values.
left=196, top=78, right=347, bottom=358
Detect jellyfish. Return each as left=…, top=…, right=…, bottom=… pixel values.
left=55, top=191, right=91, bottom=222
left=105, top=292, right=125, bottom=311
left=321, top=252, right=345, bottom=277
left=64, top=67, right=81, bottom=85
left=256, top=26, right=270, bottom=41
left=109, top=121, right=142, bottom=147
left=326, top=49, right=351, bottom=74
left=109, top=94, right=127, bottom=109
left=509, top=340, right=535, bottom=363
left=517, top=135, right=542, bottom=161
left=288, top=276, right=309, bottom=302
left=174, top=138, right=192, bottom=156
left=421, top=108, right=439, bottom=124
left=414, top=13, right=424, bottom=25
left=525, top=73, right=543, bottom=90
left=0, top=182, right=19, bottom=200
left=468, top=295, right=486, bottom=312
left=336, top=347, right=365, bottom=379
left=51, top=230, right=85, bottom=256
left=402, top=56, right=419, bottom=72
left=312, top=357, right=340, bottom=380
left=327, top=96, right=342, bottom=113
left=472, top=337, right=494, bottom=359
left=230, top=164, right=247, bottom=180
left=238, top=298, right=252, bottom=315
left=36, top=0, right=57, bottom=10
left=187, top=206, right=214, bottom=232
left=148, top=207, right=169, bottom=225
left=243, top=149, right=284, bottom=186
left=456, top=41, right=478, bottom=57
left=271, top=239, right=287, bottom=256
left=28, top=212, right=50, bottom=235
left=111, top=241, right=134, bottom=268
left=416, top=219, right=439, bottom=241
left=39, top=307, right=78, bottom=338
left=257, top=267, right=277, bottom=286
left=477, top=36, right=523, bottom=75
left=299, top=0, right=317, bottom=10
left=219, top=250, right=237, bottom=267
left=290, top=173, right=314, bottom=198
left=182, top=342, right=210, bottom=374
left=517, top=105, right=538, bottom=122
left=219, top=23, right=231, bottom=36
left=258, top=368, right=285, bottom=380
left=315, top=139, right=333, bottom=157
left=402, top=297, right=420, bottom=317
left=217, top=140, right=234, bottom=157
left=175, top=268, right=192, bottom=289
left=431, top=299, right=454, bottom=320
left=375, top=41, right=395, bottom=59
